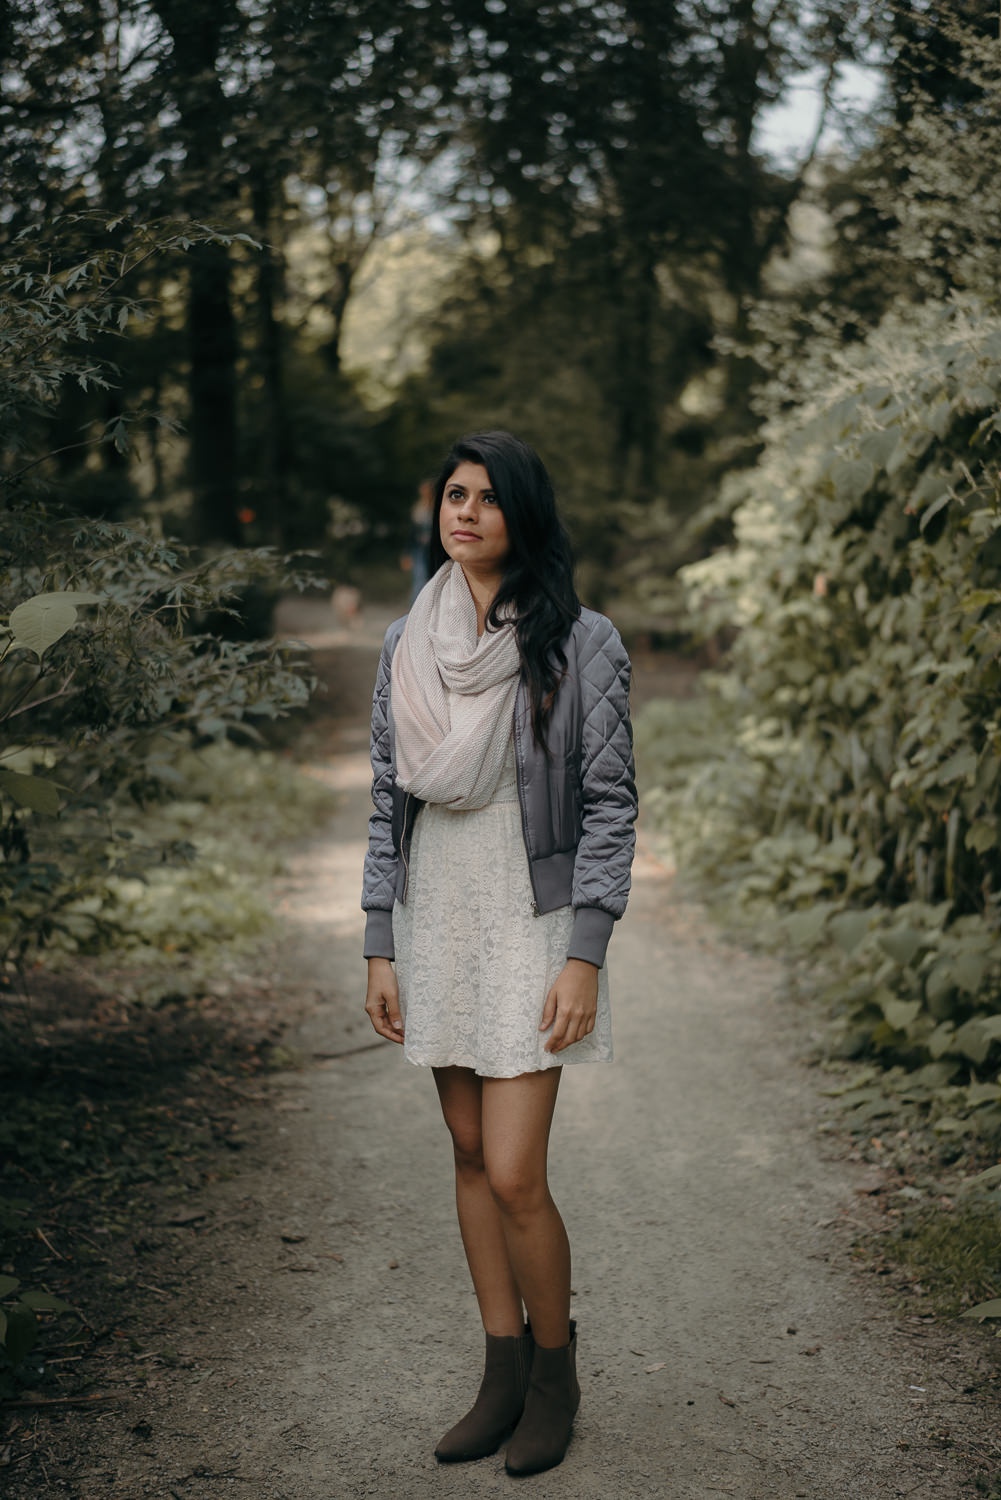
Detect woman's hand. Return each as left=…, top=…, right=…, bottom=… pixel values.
left=539, top=958, right=598, bottom=1054
left=365, top=958, right=404, bottom=1044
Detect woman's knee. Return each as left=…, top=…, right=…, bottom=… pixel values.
left=485, top=1161, right=549, bottom=1219
left=443, top=1116, right=485, bottom=1174
left=434, top=1070, right=485, bottom=1173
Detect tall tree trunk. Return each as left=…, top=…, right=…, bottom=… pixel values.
left=251, top=173, right=293, bottom=544
left=185, top=240, right=239, bottom=543
left=608, top=238, right=660, bottom=503
left=152, top=0, right=240, bottom=545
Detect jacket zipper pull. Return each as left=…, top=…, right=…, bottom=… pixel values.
left=530, top=900, right=540, bottom=918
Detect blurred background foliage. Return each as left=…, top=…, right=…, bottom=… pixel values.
left=2, top=2, right=1001, bottom=1098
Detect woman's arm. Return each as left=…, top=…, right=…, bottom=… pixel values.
left=566, top=615, right=637, bottom=968
left=362, top=625, right=402, bottom=960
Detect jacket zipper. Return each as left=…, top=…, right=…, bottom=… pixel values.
left=512, top=696, right=542, bottom=918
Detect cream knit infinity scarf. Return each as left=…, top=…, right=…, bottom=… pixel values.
left=391, top=560, right=521, bottom=810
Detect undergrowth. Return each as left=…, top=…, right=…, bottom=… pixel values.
left=881, top=1197, right=1001, bottom=1321
left=0, top=738, right=333, bottom=1397
left=26, top=740, right=335, bottom=1002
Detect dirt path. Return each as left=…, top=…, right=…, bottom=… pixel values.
left=68, top=600, right=999, bottom=1500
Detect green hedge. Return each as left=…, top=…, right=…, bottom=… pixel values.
left=638, top=295, right=1001, bottom=1126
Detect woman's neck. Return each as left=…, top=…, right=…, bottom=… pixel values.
left=459, top=564, right=503, bottom=636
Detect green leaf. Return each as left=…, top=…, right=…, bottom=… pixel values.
left=933, top=1115, right=972, bottom=1135
left=0, top=1274, right=20, bottom=1298
left=966, top=1082, right=1001, bottom=1108
left=960, top=589, right=1001, bottom=613
left=953, top=1018, right=992, bottom=1065
left=881, top=996, right=922, bottom=1031
left=17, top=1290, right=76, bottom=1314
left=1, top=1305, right=37, bottom=1362
left=0, top=768, right=61, bottom=815
left=966, top=820, right=997, bottom=854
left=953, top=949, right=987, bottom=995
left=962, top=1162, right=1001, bottom=1190
left=878, top=927, right=923, bottom=966
left=962, top=1298, right=1001, bottom=1321
left=832, top=458, right=875, bottom=503
left=859, top=428, right=900, bottom=470
left=937, top=746, right=977, bottom=784
left=8, top=591, right=101, bottom=657
left=829, top=910, right=870, bottom=953
left=925, top=961, right=955, bottom=1009
left=919, top=490, right=952, bottom=530
left=782, top=907, right=829, bottom=946
left=928, top=1022, right=956, bottom=1058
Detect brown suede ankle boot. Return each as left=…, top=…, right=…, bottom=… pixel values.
left=504, top=1319, right=580, bottom=1476
left=434, top=1324, right=534, bottom=1463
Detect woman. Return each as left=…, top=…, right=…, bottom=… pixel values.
left=362, top=430, right=637, bottom=1475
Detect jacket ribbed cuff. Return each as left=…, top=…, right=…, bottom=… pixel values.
left=567, top=906, right=615, bottom=969
left=363, top=907, right=395, bottom=961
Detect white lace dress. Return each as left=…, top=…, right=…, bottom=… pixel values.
left=392, top=723, right=613, bottom=1078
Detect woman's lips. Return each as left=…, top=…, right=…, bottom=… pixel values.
left=451, top=530, right=481, bottom=539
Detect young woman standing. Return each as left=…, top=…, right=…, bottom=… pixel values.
left=362, top=430, right=637, bottom=1475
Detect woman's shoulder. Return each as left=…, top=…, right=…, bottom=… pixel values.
left=568, top=607, right=628, bottom=663
left=380, top=614, right=409, bottom=657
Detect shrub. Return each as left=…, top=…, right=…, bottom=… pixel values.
left=638, top=294, right=1001, bottom=1124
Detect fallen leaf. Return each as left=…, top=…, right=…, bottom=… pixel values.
left=280, top=1232, right=306, bottom=1243
left=165, top=1210, right=207, bottom=1226
left=718, top=1394, right=736, bottom=1407
left=644, top=1362, right=666, bottom=1373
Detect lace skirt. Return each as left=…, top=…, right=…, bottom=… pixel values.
left=392, top=797, right=613, bottom=1078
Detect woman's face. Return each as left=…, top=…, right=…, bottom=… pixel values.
left=439, top=461, right=510, bottom=579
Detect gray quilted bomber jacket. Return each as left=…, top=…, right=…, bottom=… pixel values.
left=362, top=607, right=638, bottom=970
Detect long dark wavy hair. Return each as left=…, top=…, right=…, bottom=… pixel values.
left=427, top=430, right=581, bottom=745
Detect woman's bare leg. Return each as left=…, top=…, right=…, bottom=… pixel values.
left=433, top=1066, right=524, bottom=1337
left=481, top=1069, right=571, bottom=1349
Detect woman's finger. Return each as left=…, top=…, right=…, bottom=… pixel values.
left=540, top=984, right=564, bottom=1032
left=365, top=988, right=405, bottom=1043
left=385, top=992, right=405, bottom=1038
left=544, top=1004, right=572, bottom=1053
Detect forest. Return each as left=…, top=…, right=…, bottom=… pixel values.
left=2, top=0, right=1001, bottom=1471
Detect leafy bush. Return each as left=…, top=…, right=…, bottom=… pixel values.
left=0, top=216, right=325, bottom=966
left=0, top=516, right=322, bottom=964
left=637, top=294, right=1001, bottom=1120
left=34, top=740, right=335, bottom=976
left=0, top=1271, right=77, bottom=1388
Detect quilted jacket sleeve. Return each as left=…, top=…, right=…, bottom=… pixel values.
left=567, top=615, right=638, bottom=968
left=361, top=626, right=400, bottom=960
